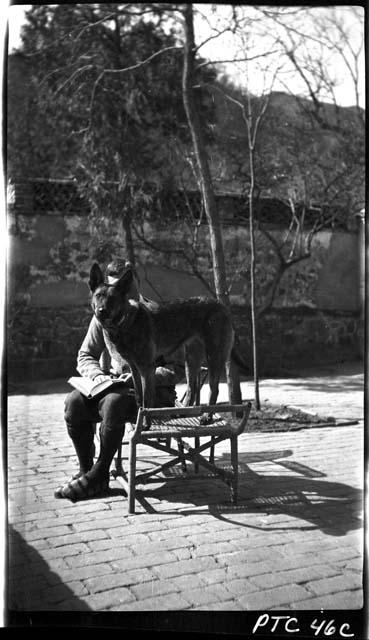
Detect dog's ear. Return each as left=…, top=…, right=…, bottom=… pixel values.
left=89, top=263, right=104, bottom=292
left=115, top=267, right=134, bottom=296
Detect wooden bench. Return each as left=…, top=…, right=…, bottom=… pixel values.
left=112, top=402, right=252, bottom=514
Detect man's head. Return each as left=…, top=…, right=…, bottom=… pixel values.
left=105, top=259, right=139, bottom=286
left=104, top=258, right=141, bottom=305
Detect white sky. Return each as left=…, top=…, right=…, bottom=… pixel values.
left=194, top=4, right=365, bottom=108
left=7, top=3, right=31, bottom=50
left=5, top=3, right=366, bottom=108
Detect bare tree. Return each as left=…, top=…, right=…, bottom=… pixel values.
left=182, top=3, right=242, bottom=406
left=206, top=10, right=282, bottom=409
left=198, top=4, right=364, bottom=406
left=259, top=6, right=365, bottom=131
left=214, top=86, right=272, bottom=409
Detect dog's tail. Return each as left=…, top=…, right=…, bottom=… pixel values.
left=231, top=347, right=249, bottom=373
left=231, top=332, right=250, bottom=373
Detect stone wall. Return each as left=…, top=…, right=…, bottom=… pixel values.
left=233, top=306, right=361, bottom=375
left=8, top=305, right=93, bottom=382
left=8, top=303, right=361, bottom=383
left=7, top=180, right=363, bottom=382
left=8, top=209, right=361, bottom=311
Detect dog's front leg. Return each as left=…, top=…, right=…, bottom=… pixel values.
left=129, top=362, right=143, bottom=408
left=199, top=364, right=221, bottom=425
left=140, top=364, right=156, bottom=430
left=183, top=341, right=204, bottom=406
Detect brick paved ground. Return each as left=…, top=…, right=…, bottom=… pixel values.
left=6, top=362, right=364, bottom=620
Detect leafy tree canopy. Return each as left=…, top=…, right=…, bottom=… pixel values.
left=9, top=3, right=216, bottom=185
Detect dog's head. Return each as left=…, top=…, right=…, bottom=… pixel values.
left=89, top=263, right=139, bottom=328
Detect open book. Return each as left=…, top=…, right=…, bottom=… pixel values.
left=68, top=373, right=132, bottom=399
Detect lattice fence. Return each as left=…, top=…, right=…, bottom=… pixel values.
left=31, top=179, right=89, bottom=215
left=11, top=178, right=348, bottom=229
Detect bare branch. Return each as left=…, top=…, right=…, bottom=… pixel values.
left=132, top=221, right=215, bottom=296
left=74, top=10, right=124, bottom=42
left=256, top=261, right=286, bottom=319
left=225, top=262, right=244, bottom=297
left=259, top=7, right=332, bottom=49
left=194, top=26, right=234, bottom=53
left=54, top=64, right=94, bottom=95
left=260, top=228, right=285, bottom=265
left=196, top=48, right=281, bottom=70
left=100, top=45, right=181, bottom=77
left=85, top=44, right=181, bottom=128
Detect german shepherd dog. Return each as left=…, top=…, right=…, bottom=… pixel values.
left=89, top=263, right=238, bottom=424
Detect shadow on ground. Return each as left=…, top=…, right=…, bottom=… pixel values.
left=7, top=360, right=363, bottom=397
left=7, top=526, right=91, bottom=612
left=270, top=376, right=364, bottom=394
left=111, top=449, right=363, bottom=537
left=7, top=379, right=71, bottom=396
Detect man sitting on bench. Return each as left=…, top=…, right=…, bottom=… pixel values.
left=55, top=258, right=183, bottom=502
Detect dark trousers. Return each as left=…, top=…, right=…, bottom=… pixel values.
left=64, top=385, right=138, bottom=479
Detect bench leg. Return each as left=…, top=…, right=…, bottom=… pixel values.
left=177, top=438, right=187, bottom=472
left=209, top=436, right=215, bottom=464
left=194, top=436, right=200, bottom=473
left=230, top=435, right=238, bottom=504
left=128, top=439, right=137, bottom=514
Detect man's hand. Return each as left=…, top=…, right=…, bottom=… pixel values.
left=118, top=372, right=132, bottom=382
left=94, top=374, right=112, bottom=384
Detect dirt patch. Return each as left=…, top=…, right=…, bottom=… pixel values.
left=247, top=403, right=339, bottom=432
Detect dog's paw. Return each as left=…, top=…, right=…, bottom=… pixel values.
left=199, top=413, right=213, bottom=425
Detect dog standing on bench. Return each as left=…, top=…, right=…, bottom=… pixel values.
left=89, top=262, right=236, bottom=424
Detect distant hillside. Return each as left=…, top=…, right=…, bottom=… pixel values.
left=208, top=83, right=365, bottom=222
left=213, top=85, right=364, bottom=135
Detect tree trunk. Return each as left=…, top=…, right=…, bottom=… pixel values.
left=182, top=3, right=242, bottom=405
left=247, top=110, right=261, bottom=409
left=248, top=188, right=261, bottom=410
left=122, top=208, right=135, bottom=265
left=182, top=4, right=227, bottom=301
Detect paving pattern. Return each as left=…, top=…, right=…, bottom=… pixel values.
left=6, top=362, right=364, bottom=620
